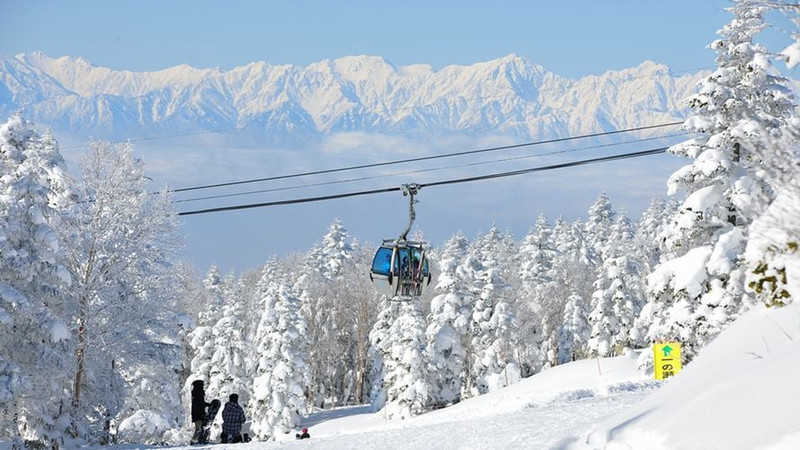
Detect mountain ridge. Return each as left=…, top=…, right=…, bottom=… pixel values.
left=1, top=51, right=707, bottom=143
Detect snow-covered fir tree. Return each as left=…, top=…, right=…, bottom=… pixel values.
left=515, top=213, right=558, bottom=374
left=542, top=216, right=593, bottom=368
left=199, top=265, right=225, bottom=327
left=366, top=297, right=398, bottom=412
left=304, top=218, right=353, bottom=283
left=583, top=193, right=616, bottom=268
left=0, top=115, right=74, bottom=448
left=299, top=219, right=357, bottom=407
left=645, top=1, right=795, bottom=358
left=426, top=232, right=471, bottom=406
left=206, top=273, right=249, bottom=408
left=471, top=224, right=516, bottom=282
left=250, top=276, right=310, bottom=440
left=743, top=1, right=800, bottom=308
left=636, top=196, right=678, bottom=271
left=469, top=266, right=518, bottom=395
left=588, top=213, right=646, bottom=356
left=558, top=291, right=591, bottom=363
left=380, top=297, right=431, bottom=419
left=182, top=266, right=227, bottom=426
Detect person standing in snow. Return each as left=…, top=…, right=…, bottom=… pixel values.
left=295, top=427, right=310, bottom=439
left=190, top=380, right=211, bottom=444
left=221, top=393, right=247, bottom=443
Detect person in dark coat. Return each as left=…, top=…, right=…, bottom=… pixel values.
left=295, top=427, right=310, bottom=439
left=190, top=380, right=210, bottom=444
left=221, top=393, right=246, bottom=443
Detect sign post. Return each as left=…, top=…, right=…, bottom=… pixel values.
left=653, top=342, right=682, bottom=380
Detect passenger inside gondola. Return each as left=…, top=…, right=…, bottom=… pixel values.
left=372, top=247, right=393, bottom=276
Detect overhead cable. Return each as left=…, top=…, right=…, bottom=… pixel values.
left=60, top=128, right=235, bottom=150
left=170, top=121, right=684, bottom=194
left=175, top=132, right=690, bottom=204
left=177, top=146, right=669, bottom=216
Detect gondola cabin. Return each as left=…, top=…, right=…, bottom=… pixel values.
left=370, top=240, right=431, bottom=299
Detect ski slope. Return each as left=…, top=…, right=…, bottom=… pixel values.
left=278, top=352, right=658, bottom=450
left=175, top=353, right=655, bottom=450
left=107, top=302, right=798, bottom=450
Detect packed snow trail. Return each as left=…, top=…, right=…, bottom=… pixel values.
left=86, top=353, right=659, bottom=449
left=171, top=388, right=649, bottom=450
left=171, top=355, right=658, bottom=450
left=289, top=389, right=650, bottom=450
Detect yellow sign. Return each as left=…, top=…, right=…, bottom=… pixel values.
left=653, top=342, right=682, bottom=380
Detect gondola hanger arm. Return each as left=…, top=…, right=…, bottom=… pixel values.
left=399, top=184, right=420, bottom=241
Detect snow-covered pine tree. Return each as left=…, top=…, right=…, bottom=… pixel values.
left=380, top=298, right=431, bottom=419
left=588, top=213, right=646, bottom=356
left=538, top=216, right=594, bottom=369
left=584, top=193, right=616, bottom=269
left=558, top=291, right=591, bottom=363
left=471, top=224, right=516, bottom=282
left=206, top=272, right=249, bottom=409
left=583, top=193, right=618, bottom=356
left=182, top=265, right=227, bottom=426
left=173, top=263, right=212, bottom=330
left=743, top=1, right=800, bottom=307
left=469, top=266, right=518, bottom=395
left=250, top=278, right=310, bottom=440
left=461, top=226, right=517, bottom=394
left=632, top=198, right=678, bottom=348
left=636, top=196, right=678, bottom=271
left=0, top=115, right=74, bottom=448
left=299, top=219, right=356, bottom=407
left=305, top=218, right=353, bottom=283
left=426, top=232, right=471, bottom=406
left=646, top=0, right=794, bottom=358
left=515, top=213, right=558, bottom=373
left=366, top=296, right=398, bottom=412
left=199, top=265, right=225, bottom=327
left=586, top=272, right=618, bottom=357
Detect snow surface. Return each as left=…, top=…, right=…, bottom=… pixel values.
left=565, top=303, right=800, bottom=450
left=85, top=303, right=799, bottom=450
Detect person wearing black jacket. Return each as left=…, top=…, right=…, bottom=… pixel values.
left=190, top=380, right=210, bottom=444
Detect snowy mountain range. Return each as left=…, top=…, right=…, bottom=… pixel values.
left=1, top=51, right=706, bottom=143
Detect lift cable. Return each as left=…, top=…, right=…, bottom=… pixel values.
left=169, top=121, right=684, bottom=194
left=177, top=146, right=669, bottom=216
left=175, top=132, right=690, bottom=204
left=60, top=128, right=235, bottom=150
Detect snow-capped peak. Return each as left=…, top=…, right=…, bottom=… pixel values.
left=1, top=51, right=712, bottom=142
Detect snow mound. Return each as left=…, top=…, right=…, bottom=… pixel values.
left=563, top=303, right=800, bottom=450
left=117, top=410, right=172, bottom=445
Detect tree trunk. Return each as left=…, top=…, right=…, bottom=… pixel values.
left=73, top=248, right=95, bottom=408
left=355, top=357, right=366, bottom=404
left=72, top=317, right=86, bottom=407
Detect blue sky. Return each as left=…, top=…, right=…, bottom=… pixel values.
left=2, top=0, right=797, bottom=273
left=1, top=0, right=778, bottom=77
